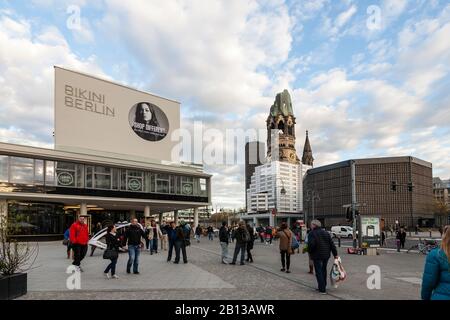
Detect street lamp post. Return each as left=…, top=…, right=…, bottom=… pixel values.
left=305, top=188, right=320, bottom=227
left=274, top=176, right=286, bottom=226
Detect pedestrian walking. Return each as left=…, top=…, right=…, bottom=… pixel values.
left=307, top=220, right=338, bottom=294
left=195, top=225, right=202, bottom=243
left=174, top=223, right=188, bottom=264
left=276, top=222, right=293, bottom=273
left=207, top=225, right=214, bottom=241
left=245, top=223, right=254, bottom=263
left=219, top=221, right=229, bottom=264
left=69, top=216, right=89, bottom=272
left=103, top=225, right=122, bottom=279
left=256, top=225, right=265, bottom=243
left=124, top=218, right=146, bottom=274
left=160, top=221, right=169, bottom=251
left=304, top=228, right=314, bottom=274
left=396, top=228, right=407, bottom=249
left=421, top=225, right=450, bottom=300
left=381, top=230, right=386, bottom=247
left=63, top=227, right=72, bottom=259
left=148, top=220, right=162, bottom=255
left=230, top=221, right=249, bottom=265
left=167, top=221, right=177, bottom=262
left=265, top=226, right=273, bottom=245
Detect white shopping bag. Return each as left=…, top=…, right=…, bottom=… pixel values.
left=330, top=257, right=347, bottom=288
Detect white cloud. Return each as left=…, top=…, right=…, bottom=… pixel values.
left=0, top=12, right=103, bottom=146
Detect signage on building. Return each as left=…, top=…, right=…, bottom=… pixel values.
left=360, top=216, right=381, bottom=247
left=182, top=183, right=193, bottom=195
left=57, top=172, right=74, bottom=186
left=128, top=102, right=169, bottom=142
left=128, top=179, right=142, bottom=191
left=54, top=67, right=180, bottom=162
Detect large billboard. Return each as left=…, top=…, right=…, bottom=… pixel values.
left=54, top=67, right=180, bottom=162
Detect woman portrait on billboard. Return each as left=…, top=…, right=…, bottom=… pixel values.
left=133, top=102, right=161, bottom=141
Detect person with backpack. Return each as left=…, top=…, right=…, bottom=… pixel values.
left=265, top=226, right=273, bottom=245
left=63, top=227, right=72, bottom=259
left=230, top=221, right=250, bottom=265
left=421, top=225, right=450, bottom=300
left=276, top=222, right=294, bottom=273
left=245, top=223, right=255, bottom=263
left=308, top=220, right=338, bottom=294
left=174, top=223, right=188, bottom=264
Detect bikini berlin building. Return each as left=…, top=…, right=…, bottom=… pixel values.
left=0, top=67, right=211, bottom=240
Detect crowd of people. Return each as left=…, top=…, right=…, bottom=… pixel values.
left=63, top=216, right=450, bottom=299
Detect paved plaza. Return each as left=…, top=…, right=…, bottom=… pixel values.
left=20, top=237, right=427, bottom=300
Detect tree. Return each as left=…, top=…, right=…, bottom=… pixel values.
left=433, top=199, right=450, bottom=227
left=0, top=216, right=39, bottom=275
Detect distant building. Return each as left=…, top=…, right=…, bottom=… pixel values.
left=303, top=156, right=434, bottom=228
left=243, top=89, right=312, bottom=227
left=245, top=141, right=265, bottom=211
left=432, top=177, right=450, bottom=226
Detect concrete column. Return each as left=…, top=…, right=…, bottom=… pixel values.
left=159, top=213, right=163, bottom=223
left=269, top=214, right=274, bottom=227
left=194, top=208, right=199, bottom=228
left=80, top=202, right=88, bottom=216
left=130, top=209, right=136, bottom=220
left=144, top=206, right=150, bottom=218
left=287, top=217, right=291, bottom=228
left=253, top=216, right=257, bottom=228
left=174, top=210, right=179, bottom=225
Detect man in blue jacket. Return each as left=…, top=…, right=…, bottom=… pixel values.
left=166, top=221, right=177, bottom=262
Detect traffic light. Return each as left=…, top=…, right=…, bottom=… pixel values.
left=346, top=207, right=352, bottom=222
left=408, top=182, right=414, bottom=192
left=391, top=181, right=397, bottom=191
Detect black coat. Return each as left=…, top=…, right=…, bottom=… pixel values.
left=125, top=225, right=145, bottom=246
left=235, top=227, right=250, bottom=245
left=219, top=226, right=229, bottom=243
left=307, top=228, right=338, bottom=261
left=105, top=233, right=121, bottom=251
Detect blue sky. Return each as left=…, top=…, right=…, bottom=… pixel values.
left=1, top=0, right=449, bottom=209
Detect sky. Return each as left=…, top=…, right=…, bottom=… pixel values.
left=0, top=0, right=449, bottom=210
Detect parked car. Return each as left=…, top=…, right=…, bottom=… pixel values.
left=330, top=226, right=357, bottom=238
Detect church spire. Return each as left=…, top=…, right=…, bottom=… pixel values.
left=302, top=130, right=314, bottom=166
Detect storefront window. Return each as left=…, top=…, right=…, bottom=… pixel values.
left=94, top=166, right=111, bottom=189
left=10, top=157, right=34, bottom=184
left=0, top=155, right=8, bottom=182
left=45, top=161, right=55, bottom=185
left=34, top=159, right=44, bottom=184
left=8, top=202, right=68, bottom=235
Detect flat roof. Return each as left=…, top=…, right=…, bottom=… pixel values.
left=0, top=141, right=211, bottom=178
left=54, top=66, right=181, bottom=104
left=307, top=156, right=432, bottom=175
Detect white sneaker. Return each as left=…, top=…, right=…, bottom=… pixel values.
left=104, top=272, right=110, bottom=279
left=112, top=274, right=119, bottom=279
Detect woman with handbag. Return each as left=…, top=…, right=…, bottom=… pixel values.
left=104, top=225, right=121, bottom=279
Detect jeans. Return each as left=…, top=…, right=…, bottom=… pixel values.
left=72, top=244, right=87, bottom=267
left=145, top=239, right=150, bottom=250
left=161, top=234, right=168, bottom=250
left=167, top=240, right=175, bottom=261
left=195, top=234, right=201, bottom=242
left=220, top=242, right=228, bottom=261
left=208, top=232, right=214, bottom=241
left=127, top=245, right=141, bottom=273
left=174, top=240, right=187, bottom=263
left=313, top=259, right=329, bottom=293
left=246, top=246, right=253, bottom=262
left=150, top=238, right=158, bottom=253
left=280, top=250, right=290, bottom=270
left=104, top=257, right=118, bottom=275
left=232, top=243, right=246, bottom=264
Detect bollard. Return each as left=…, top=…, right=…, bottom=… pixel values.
left=338, top=236, right=341, bottom=247
left=429, top=229, right=432, bottom=238
left=396, top=239, right=400, bottom=252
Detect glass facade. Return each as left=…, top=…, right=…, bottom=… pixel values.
left=0, top=155, right=209, bottom=198
left=7, top=202, right=71, bottom=235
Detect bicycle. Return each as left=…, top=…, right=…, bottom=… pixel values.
left=407, top=239, right=439, bottom=254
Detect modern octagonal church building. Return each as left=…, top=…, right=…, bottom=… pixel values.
left=0, top=67, right=211, bottom=240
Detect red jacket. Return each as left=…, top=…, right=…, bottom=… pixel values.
left=69, top=221, right=89, bottom=245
